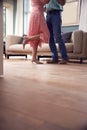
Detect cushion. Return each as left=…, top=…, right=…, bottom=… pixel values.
left=62, top=32, right=72, bottom=43
left=18, top=37, right=24, bottom=44
left=18, top=34, right=27, bottom=44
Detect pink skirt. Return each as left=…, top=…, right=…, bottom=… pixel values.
left=28, top=11, right=50, bottom=47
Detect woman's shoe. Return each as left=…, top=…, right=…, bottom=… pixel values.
left=32, top=60, right=43, bottom=64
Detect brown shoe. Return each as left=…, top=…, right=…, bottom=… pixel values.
left=59, top=59, right=68, bottom=64
left=47, top=60, right=58, bottom=64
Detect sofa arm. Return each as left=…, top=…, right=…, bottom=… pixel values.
left=5, top=35, right=22, bottom=50
left=82, top=31, right=87, bottom=56
left=72, top=30, right=83, bottom=54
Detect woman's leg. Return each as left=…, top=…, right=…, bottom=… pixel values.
left=23, top=34, right=40, bottom=49
left=32, top=43, right=43, bottom=64
left=32, top=43, right=38, bottom=61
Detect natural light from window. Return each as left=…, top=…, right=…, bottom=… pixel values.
left=24, top=0, right=80, bottom=34
left=62, top=1, right=79, bottom=26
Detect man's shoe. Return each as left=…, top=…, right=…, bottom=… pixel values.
left=47, top=60, right=58, bottom=64
left=59, top=59, right=68, bottom=64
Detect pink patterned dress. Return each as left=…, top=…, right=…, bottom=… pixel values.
left=28, top=0, right=50, bottom=47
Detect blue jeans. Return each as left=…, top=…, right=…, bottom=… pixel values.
left=46, top=10, right=68, bottom=61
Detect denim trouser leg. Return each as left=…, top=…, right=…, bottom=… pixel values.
left=46, top=11, right=68, bottom=60
left=46, top=14, right=58, bottom=61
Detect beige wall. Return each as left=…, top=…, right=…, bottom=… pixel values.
left=0, top=0, right=3, bottom=75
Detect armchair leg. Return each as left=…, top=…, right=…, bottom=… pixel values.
left=38, top=56, right=40, bottom=61
left=25, top=55, right=27, bottom=59
left=80, top=58, right=83, bottom=64
left=6, top=55, right=9, bottom=59
left=4, top=53, right=6, bottom=58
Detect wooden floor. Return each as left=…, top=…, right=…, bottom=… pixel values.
left=0, top=57, right=87, bottom=130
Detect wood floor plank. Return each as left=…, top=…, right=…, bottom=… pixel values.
left=0, top=58, right=87, bottom=130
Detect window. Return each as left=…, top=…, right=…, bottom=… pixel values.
left=62, top=0, right=80, bottom=26
left=23, top=0, right=80, bottom=33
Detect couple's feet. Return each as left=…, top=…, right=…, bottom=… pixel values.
left=31, top=59, right=68, bottom=64
left=27, top=59, right=68, bottom=64
left=47, top=59, right=68, bottom=64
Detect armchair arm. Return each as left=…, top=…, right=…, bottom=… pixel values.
left=72, top=30, right=83, bottom=54
left=82, top=32, right=87, bottom=56
left=5, top=35, right=22, bottom=50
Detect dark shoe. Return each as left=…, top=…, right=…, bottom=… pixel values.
left=47, top=60, right=58, bottom=64
left=59, top=59, right=68, bottom=64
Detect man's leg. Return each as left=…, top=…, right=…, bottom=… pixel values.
left=52, top=11, right=68, bottom=62
left=46, top=13, right=58, bottom=63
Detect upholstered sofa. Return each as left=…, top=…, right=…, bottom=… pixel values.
left=5, top=30, right=87, bottom=63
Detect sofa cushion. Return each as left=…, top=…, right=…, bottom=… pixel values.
left=18, top=37, right=23, bottom=44
left=62, top=32, right=72, bottom=43
left=65, top=43, right=73, bottom=52
left=8, top=44, right=32, bottom=53
left=18, top=35, right=27, bottom=44
left=57, top=42, right=73, bottom=53
left=7, top=43, right=51, bottom=53
left=38, top=44, right=50, bottom=52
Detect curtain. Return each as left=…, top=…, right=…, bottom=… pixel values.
left=79, top=0, right=87, bottom=32
left=23, top=0, right=30, bottom=35
left=15, top=0, right=23, bottom=36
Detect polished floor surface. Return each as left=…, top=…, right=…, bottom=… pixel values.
left=0, top=57, right=87, bottom=130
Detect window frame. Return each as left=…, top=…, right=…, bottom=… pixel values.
left=62, top=0, right=80, bottom=26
